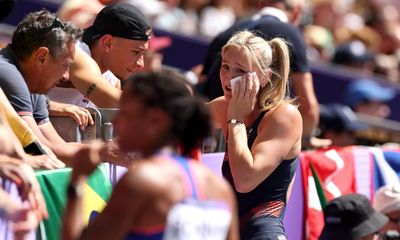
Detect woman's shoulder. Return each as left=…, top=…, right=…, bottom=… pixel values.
left=262, top=102, right=302, bottom=129
left=118, top=161, right=173, bottom=196
left=208, top=96, right=227, bottom=114
left=208, top=96, right=227, bottom=107
left=208, top=97, right=228, bottom=127
left=267, top=102, right=301, bottom=120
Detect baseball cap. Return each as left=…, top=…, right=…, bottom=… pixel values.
left=344, top=79, right=396, bottom=108
left=82, top=3, right=151, bottom=44
left=373, top=184, right=400, bottom=214
left=320, top=193, right=388, bottom=240
left=332, top=41, right=374, bottom=65
left=319, top=104, right=368, bottom=133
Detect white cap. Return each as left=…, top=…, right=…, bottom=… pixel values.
left=373, top=184, right=400, bottom=214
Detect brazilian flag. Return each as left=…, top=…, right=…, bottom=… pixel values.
left=35, top=165, right=112, bottom=240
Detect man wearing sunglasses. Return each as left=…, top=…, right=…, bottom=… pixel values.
left=0, top=10, right=90, bottom=165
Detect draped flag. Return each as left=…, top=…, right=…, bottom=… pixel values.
left=300, top=146, right=374, bottom=240
left=35, top=165, right=112, bottom=240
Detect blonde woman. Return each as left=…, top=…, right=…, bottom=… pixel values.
left=62, top=72, right=239, bottom=240
left=209, top=30, right=302, bottom=239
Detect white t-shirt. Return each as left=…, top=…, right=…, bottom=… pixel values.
left=48, top=41, right=120, bottom=108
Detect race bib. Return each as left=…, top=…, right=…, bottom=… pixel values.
left=163, top=199, right=231, bottom=240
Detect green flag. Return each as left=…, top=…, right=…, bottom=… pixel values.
left=35, top=165, right=112, bottom=240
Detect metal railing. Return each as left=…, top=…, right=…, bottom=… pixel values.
left=50, top=108, right=119, bottom=143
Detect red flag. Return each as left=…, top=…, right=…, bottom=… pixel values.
left=301, top=146, right=360, bottom=239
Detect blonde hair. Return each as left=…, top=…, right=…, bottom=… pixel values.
left=222, top=30, right=291, bottom=111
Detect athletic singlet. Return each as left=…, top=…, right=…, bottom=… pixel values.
left=222, top=112, right=297, bottom=227
left=126, top=154, right=232, bottom=240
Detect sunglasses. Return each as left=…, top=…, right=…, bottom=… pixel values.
left=43, top=16, right=65, bottom=34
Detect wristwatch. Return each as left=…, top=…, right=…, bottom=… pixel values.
left=227, top=119, right=243, bottom=125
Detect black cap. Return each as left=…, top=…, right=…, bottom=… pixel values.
left=320, top=194, right=388, bottom=240
left=319, top=104, right=368, bottom=133
left=332, top=41, right=374, bottom=65
left=82, top=3, right=151, bottom=44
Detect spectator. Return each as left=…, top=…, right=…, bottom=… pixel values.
left=332, top=40, right=376, bottom=75
left=62, top=71, right=239, bottom=240
left=320, top=193, right=388, bottom=240
left=57, top=0, right=104, bottom=29
left=199, top=0, right=235, bottom=39
left=0, top=88, right=64, bottom=169
left=0, top=10, right=110, bottom=164
left=0, top=130, right=48, bottom=238
left=303, top=25, right=334, bottom=61
left=153, top=0, right=211, bottom=36
left=49, top=3, right=151, bottom=109
left=344, top=79, right=395, bottom=119
left=317, top=104, right=368, bottom=146
left=0, top=187, right=39, bottom=239
left=208, top=30, right=302, bottom=239
left=0, top=155, right=48, bottom=222
left=373, top=184, right=400, bottom=233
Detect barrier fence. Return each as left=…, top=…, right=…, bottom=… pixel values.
left=3, top=146, right=400, bottom=240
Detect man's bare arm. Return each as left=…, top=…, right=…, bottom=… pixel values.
left=291, top=72, right=319, bottom=136
left=69, top=47, right=121, bottom=108
left=291, top=72, right=332, bottom=148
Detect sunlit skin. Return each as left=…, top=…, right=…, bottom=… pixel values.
left=98, top=36, right=149, bottom=80
left=209, top=33, right=303, bottom=194
left=220, top=46, right=267, bottom=102
left=41, top=43, right=76, bottom=93
left=382, top=209, right=400, bottom=232
left=21, top=42, right=76, bottom=94
left=114, top=94, right=163, bottom=157
left=114, top=96, right=147, bottom=152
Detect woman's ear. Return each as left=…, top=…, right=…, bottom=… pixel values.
left=258, top=69, right=271, bottom=88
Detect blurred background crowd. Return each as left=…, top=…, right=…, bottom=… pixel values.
left=53, top=0, right=400, bottom=84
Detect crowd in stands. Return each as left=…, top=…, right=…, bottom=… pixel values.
left=0, top=0, right=399, bottom=239
left=56, top=0, right=400, bottom=85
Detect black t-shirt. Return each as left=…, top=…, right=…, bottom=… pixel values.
left=201, top=15, right=309, bottom=100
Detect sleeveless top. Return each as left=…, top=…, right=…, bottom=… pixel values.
left=126, top=154, right=232, bottom=240
left=221, top=112, right=297, bottom=227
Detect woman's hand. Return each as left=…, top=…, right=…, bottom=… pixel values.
left=228, top=72, right=260, bottom=122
